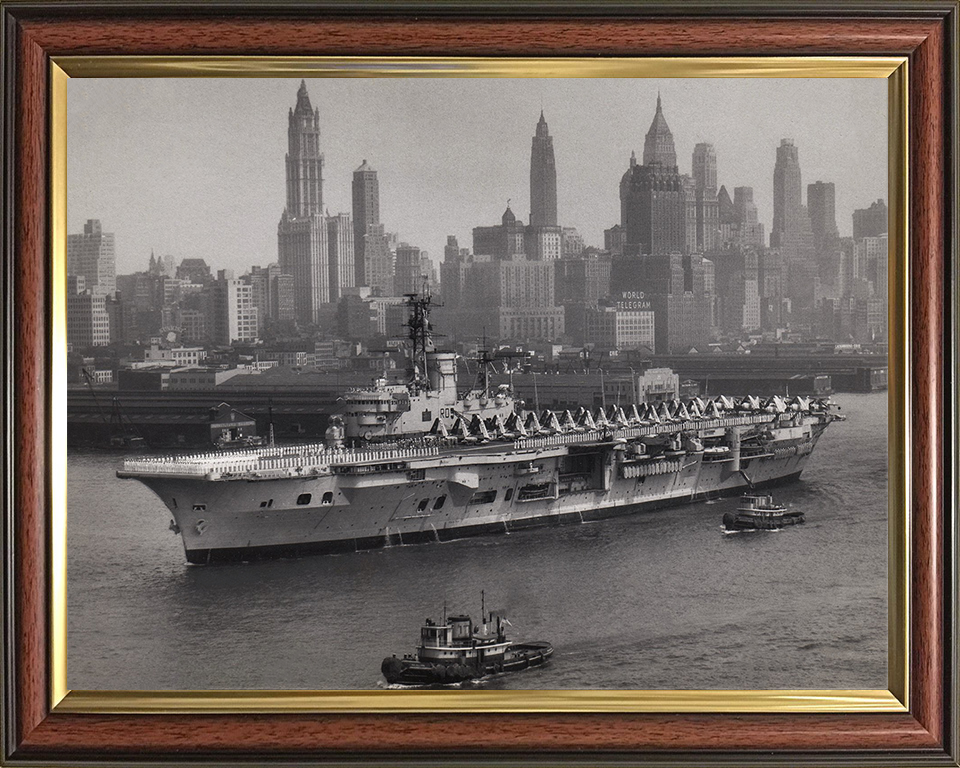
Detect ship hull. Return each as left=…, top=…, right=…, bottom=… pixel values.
left=382, top=642, right=554, bottom=686
left=131, top=444, right=816, bottom=564
left=722, top=509, right=806, bottom=531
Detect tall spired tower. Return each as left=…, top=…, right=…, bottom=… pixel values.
left=278, top=80, right=331, bottom=325
left=620, top=94, right=686, bottom=255
left=642, top=92, right=678, bottom=168
left=285, top=80, right=324, bottom=217
left=529, top=110, right=558, bottom=227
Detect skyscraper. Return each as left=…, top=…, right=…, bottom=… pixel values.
left=620, top=96, right=688, bottom=256
left=770, top=139, right=817, bottom=314
left=271, top=272, right=296, bottom=323
left=458, top=258, right=564, bottom=342
left=285, top=80, right=323, bottom=218
left=853, top=199, right=888, bottom=240
left=717, top=185, right=736, bottom=226
left=807, top=181, right=840, bottom=254
left=352, top=159, right=379, bottom=285
left=733, top=187, right=758, bottom=225
left=394, top=244, right=424, bottom=296
left=277, top=81, right=330, bottom=324
left=66, top=275, right=111, bottom=348
left=327, top=212, right=355, bottom=302
left=529, top=111, right=558, bottom=227
left=692, top=142, right=717, bottom=191
left=691, top=143, right=719, bottom=252
left=67, top=219, right=116, bottom=296
left=444, top=235, right=461, bottom=263
left=731, top=186, right=765, bottom=247
left=604, top=224, right=626, bottom=256
left=642, top=92, right=677, bottom=168
left=620, top=155, right=686, bottom=256
left=245, top=266, right=270, bottom=334
left=614, top=96, right=711, bottom=351
left=209, top=271, right=259, bottom=344
left=771, top=139, right=805, bottom=252
left=807, top=180, right=842, bottom=291
left=712, top=247, right=762, bottom=334
left=473, top=205, right=527, bottom=260
left=362, top=224, right=396, bottom=297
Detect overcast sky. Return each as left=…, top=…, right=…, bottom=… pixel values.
left=67, top=77, right=887, bottom=277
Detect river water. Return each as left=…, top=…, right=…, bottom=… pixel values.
left=67, top=393, right=887, bottom=691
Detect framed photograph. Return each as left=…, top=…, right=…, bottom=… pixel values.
left=2, top=2, right=957, bottom=765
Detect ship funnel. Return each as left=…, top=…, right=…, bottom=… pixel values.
left=426, top=351, right=457, bottom=393
left=449, top=615, right=472, bottom=641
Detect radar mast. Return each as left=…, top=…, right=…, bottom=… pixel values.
left=405, top=278, right=436, bottom=391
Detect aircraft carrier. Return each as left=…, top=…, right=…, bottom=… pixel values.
left=118, top=295, right=842, bottom=564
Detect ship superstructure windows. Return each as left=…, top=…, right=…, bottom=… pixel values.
left=433, top=495, right=447, bottom=510
left=259, top=499, right=274, bottom=508
left=296, top=493, right=312, bottom=505
left=417, top=498, right=429, bottom=512
left=468, top=490, right=497, bottom=505
left=321, top=492, right=334, bottom=505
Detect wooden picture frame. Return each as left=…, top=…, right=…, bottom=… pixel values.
left=2, top=2, right=957, bottom=764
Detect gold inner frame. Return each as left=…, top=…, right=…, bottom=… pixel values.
left=49, top=56, right=909, bottom=714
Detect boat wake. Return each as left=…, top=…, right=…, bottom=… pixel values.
left=721, top=526, right=782, bottom=536
left=379, top=678, right=490, bottom=690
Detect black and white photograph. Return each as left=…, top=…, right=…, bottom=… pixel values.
left=65, top=76, right=889, bottom=693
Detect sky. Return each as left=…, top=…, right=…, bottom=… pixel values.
left=67, top=77, right=887, bottom=277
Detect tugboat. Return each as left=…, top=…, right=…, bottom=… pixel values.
left=722, top=493, right=805, bottom=531
left=380, top=599, right=553, bottom=686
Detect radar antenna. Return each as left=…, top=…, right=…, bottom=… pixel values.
left=472, top=329, right=494, bottom=398
left=404, top=279, right=440, bottom=392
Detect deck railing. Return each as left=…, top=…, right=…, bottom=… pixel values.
left=120, top=444, right=441, bottom=477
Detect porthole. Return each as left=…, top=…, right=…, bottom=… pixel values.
left=297, top=493, right=312, bottom=505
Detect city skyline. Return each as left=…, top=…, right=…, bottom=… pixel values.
left=67, top=77, right=887, bottom=277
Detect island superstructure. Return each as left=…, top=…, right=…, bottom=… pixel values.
left=118, top=294, right=842, bottom=564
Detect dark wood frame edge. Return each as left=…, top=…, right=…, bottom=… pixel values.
left=1, top=3, right=957, bottom=765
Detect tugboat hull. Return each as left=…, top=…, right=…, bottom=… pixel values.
left=722, top=509, right=805, bottom=531
left=381, top=642, right=553, bottom=685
